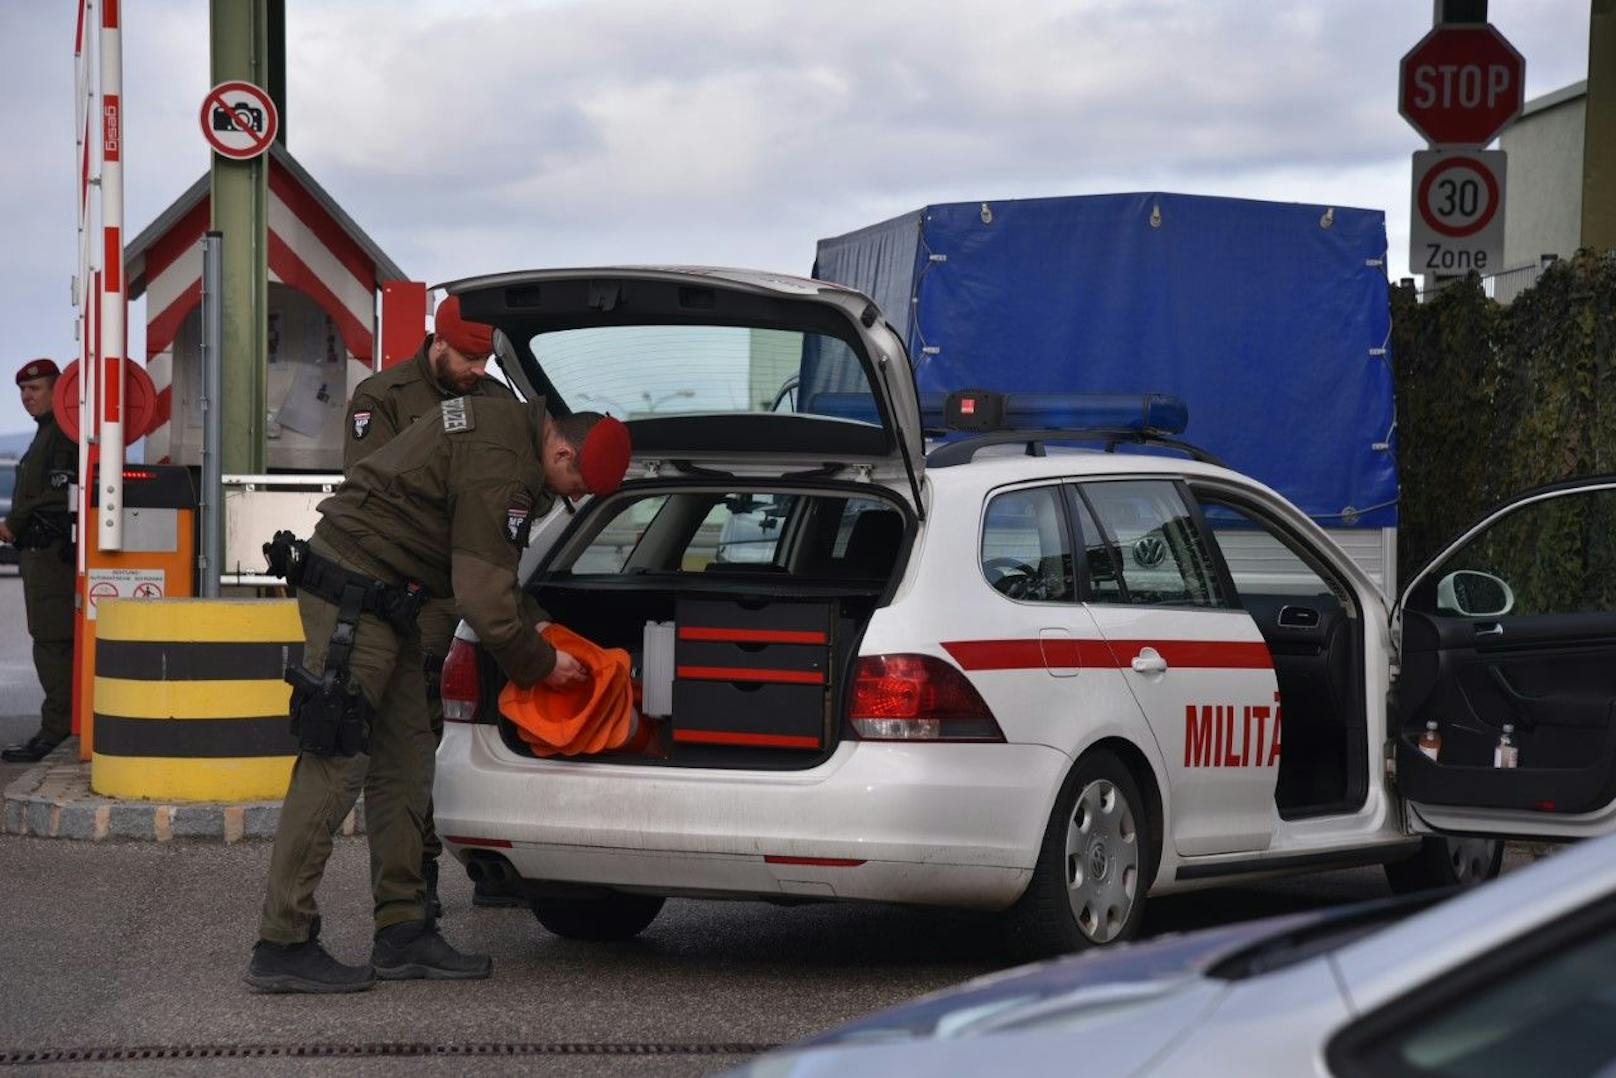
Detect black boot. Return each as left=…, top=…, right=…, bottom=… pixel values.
left=1, top=733, right=65, bottom=764
left=244, top=936, right=375, bottom=994
left=422, top=857, right=443, bottom=921
left=371, top=921, right=492, bottom=981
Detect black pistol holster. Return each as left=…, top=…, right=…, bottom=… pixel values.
left=266, top=531, right=428, bottom=758
left=286, top=582, right=373, bottom=757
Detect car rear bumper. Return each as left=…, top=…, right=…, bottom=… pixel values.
left=433, top=726, right=1068, bottom=909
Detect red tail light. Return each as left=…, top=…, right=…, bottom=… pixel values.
left=848, top=654, right=1004, bottom=742
left=440, top=637, right=484, bottom=723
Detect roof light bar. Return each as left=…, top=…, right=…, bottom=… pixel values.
left=807, top=390, right=1189, bottom=436
left=945, top=390, right=1188, bottom=435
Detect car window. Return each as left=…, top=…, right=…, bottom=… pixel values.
left=831, top=498, right=893, bottom=559
left=1409, top=486, right=1616, bottom=617
left=528, top=325, right=874, bottom=426
left=1200, top=501, right=1342, bottom=601
left=562, top=492, right=805, bottom=575
left=1335, top=913, right=1616, bottom=1077
left=571, top=494, right=669, bottom=573
left=1079, top=480, right=1227, bottom=609
left=713, top=493, right=798, bottom=566
left=1068, top=490, right=1125, bottom=603
left=980, top=487, right=1074, bottom=603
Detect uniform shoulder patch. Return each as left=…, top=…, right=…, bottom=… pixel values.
left=442, top=397, right=474, bottom=433
left=505, top=492, right=534, bottom=547
left=351, top=409, right=373, bottom=440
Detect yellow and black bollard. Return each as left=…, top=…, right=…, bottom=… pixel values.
left=90, top=599, right=302, bottom=801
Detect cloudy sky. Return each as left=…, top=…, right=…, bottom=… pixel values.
left=0, top=0, right=1592, bottom=437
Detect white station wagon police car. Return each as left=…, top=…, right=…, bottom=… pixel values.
left=433, top=267, right=1616, bottom=954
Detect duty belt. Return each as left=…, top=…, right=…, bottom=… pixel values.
left=263, top=530, right=428, bottom=636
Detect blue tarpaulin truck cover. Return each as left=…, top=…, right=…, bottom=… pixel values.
left=811, top=193, right=1398, bottom=528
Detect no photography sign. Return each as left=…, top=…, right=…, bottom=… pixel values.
left=199, top=80, right=278, bottom=160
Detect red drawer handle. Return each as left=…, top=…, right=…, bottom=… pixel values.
left=674, top=729, right=821, bottom=749
left=677, top=665, right=825, bottom=685
left=678, top=627, right=828, bottom=645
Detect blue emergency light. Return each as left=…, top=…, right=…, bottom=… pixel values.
left=806, top=390, right=1189, bottom=436
left=944, top=390, right=1188, bottom=435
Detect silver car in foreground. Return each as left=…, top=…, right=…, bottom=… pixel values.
left=737, top=834, right=1616, bottom=1077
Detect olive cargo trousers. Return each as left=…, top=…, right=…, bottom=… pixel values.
left=258, top=539, right=434, bottom=945
left=21, top=546, right=75, bottom=744
left=416, top=597, right=459, bottom=866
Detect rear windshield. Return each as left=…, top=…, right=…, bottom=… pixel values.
left=527, top=325, right=878, bottom=424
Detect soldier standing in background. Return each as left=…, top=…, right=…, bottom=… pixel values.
left=343, top=296, right=521, bottom=915
left=2, top=359, right=78, bottom=763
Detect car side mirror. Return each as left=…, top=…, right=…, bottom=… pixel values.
left=1435, top=570, right=1515, bottom=618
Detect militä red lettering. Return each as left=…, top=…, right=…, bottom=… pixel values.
left=1267, top=692, right=1283, bottom=766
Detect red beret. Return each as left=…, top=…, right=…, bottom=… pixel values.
left=434, top=295, right=494, bottom=358
left=16, top=358, right=60, bottom=385
left=579, top=416, right=632, bottom=494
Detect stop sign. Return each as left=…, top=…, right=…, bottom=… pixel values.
left=1399, top=24, right=1525, bottom=146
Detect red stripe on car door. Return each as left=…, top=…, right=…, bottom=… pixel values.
left=942, top=639, right=1271, bottom=671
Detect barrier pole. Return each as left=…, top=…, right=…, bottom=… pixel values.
left=200, top=232, right=224, bottom=597
left=97, top=0, right=125, bottom=550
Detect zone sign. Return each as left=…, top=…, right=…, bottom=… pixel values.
left=1410, top=150, right=1506, bottom=275
left=1399, top=24, right=1525, bottom=146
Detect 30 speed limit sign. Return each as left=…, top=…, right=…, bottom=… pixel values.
left=1410, top=149, right=1507, bottom=276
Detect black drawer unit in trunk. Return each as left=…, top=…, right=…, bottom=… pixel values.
left=673, top=596, right=834, bottom=750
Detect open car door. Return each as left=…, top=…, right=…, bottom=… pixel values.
left=1393, top=477, right=1616, bottom=838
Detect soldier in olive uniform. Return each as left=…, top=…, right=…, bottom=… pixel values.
left=343, top=296, right=519, bottom=915
left=246, top=388, right=631, bottom=993
left=2, top=359, right=78, bottom=764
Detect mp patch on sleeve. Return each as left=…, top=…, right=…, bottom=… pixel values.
left=351, top=410, right=373, bottom=440
left=505, top=497, right=534, bottom=547
left=442, top=397, right=474, bottom=433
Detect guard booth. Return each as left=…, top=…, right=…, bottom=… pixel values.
left=72, top=146, right=419, bottom=786
left=122, top=142, right=408, bottom=471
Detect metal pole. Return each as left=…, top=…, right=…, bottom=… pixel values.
left=97, top=0, right=125, bottom=550
left=210, top=0, right=269, bottom=475
left=1584, top=0, right=1616, bottom=254
left=200, top=232, right=224, bottom=597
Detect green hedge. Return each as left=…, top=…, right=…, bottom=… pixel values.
left=1391, top=250, right=1616, bottom=588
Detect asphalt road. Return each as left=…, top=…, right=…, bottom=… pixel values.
left=0, top=560, right=1533, bottom=1076
left=0, top=833, right=1449, bottom=1077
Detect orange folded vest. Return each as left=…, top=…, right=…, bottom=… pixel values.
left=498, top=624, right=645, bottom=757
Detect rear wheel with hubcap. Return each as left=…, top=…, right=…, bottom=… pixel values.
left=529, top=894, right=666, bottom=941
left=1004, top=750, right=1154, bottom=957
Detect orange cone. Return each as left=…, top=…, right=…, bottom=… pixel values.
left=499, top=624, right=637, bottom=756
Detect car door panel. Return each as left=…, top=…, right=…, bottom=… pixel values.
left=1072, top=480, right=1280, bottom=857
left=1396, top=611, right=1616, bottom=816
left=1394, top=479, right=1616, bottom=833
